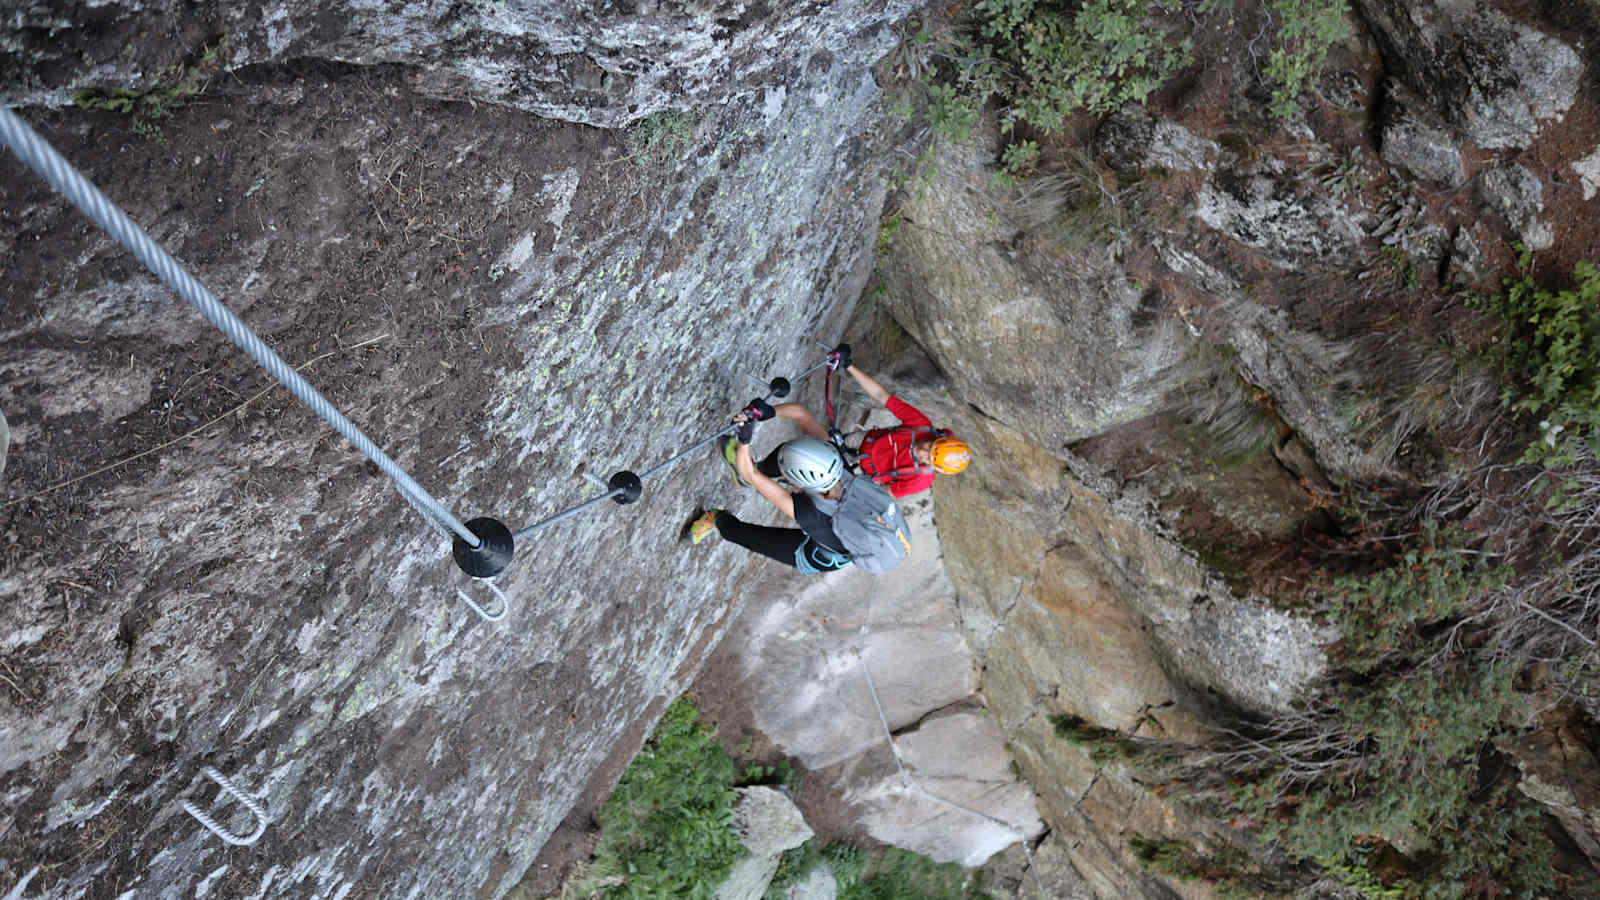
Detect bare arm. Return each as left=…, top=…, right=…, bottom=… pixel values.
left=735, top=440, right=795, bottom=520
left=772, top=403, right=829, bottom=441
left=845, top=364, right=892, bottom=407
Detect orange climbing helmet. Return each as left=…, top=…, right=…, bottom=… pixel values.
left=929, top=436, right=970, bottom=474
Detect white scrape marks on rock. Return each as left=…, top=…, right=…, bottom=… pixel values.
left=1575, top=146, right=1600, bottom=201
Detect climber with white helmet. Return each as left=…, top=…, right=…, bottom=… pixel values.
left=728, top=343, right=971, bottom=498
left=686, top=401, right=855, bottom=574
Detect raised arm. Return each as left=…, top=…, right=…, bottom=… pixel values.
left=845, top=364, right=892, bottom=407
left=772, top=403, right=830, bottom=441
left=735, top=440, right=795, bottom=520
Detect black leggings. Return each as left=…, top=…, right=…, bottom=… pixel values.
left=756, top=448, right=784, bottom=481
left=713, top=511, right=848, bottom=571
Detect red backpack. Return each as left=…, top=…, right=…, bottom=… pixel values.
left=854, top=425, right=950, bottom=487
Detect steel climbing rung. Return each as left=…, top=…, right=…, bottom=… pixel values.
left=456, top=577, right=510, bottom=622
left=182, top=766, right=270, bottom=846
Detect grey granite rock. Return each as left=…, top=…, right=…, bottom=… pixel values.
left=1379, top=80, right=1466, bottom=187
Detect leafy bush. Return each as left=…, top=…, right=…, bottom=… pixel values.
left=1218, top=527, right=1557, bottom=897
left=765, top=841, right=984, bottom=900
left=1326, top=524, right=1511, bottom=673
left=1261, top=0, right=1351, bottom=119
left=625, top=110, right=697, bottom=168
left=580, top=698, right=743, bottom=898
left=930, top=0, right=1193, bottom=139
left=1470, top=252, right=1600, bottom=466
left=1050, top=713, right=1134, bottom=765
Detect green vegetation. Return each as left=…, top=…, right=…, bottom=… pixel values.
left=1470, top=251, right=1600, bottom=467
left=1129, top=834, right=1265, bottom=895
left=925, top=0, right=1193, bottom=140
left=1261, top=0, right=1351, bottom=119
left=1215, top=526, right=1559, bottom=898
left=575, top=698, right=980, bottom=899
left=625, top=110, right=696, bottom=168
left=876, top=212, right=903, bottom=260
left=73, top=37, right=228, bottom=137
left=1326, top=525, right=1512, bottom=673
left=765, top=841, right=987, bottom=900
left=908, top=0, right=1350, bottom=149
left=1050, top=713, right=1135, bottom=765
left=575, top=698, right=742, bottom=897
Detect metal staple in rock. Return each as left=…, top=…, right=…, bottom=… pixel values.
left=0, top=106, right=480, bottom=549
left=181, top=766, right=271, bottom=846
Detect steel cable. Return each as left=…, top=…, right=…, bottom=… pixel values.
left=0, top=107, right=479, bottom=548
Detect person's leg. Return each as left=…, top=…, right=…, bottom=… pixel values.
left=800, top=540, right=852, bottom=572
left=756, top=446, right=784, bottom=480
left=712, top=511, right=805, bottom=568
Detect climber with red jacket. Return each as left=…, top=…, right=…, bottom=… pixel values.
left=719, top=344, right=970, bottom=498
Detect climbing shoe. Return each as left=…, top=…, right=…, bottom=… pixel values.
left=720, top=435, right=750, bottom=487
left=687, top=509, right=721, bottom=545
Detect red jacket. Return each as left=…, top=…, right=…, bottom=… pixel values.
left=856, top=396, right=941, bottom=498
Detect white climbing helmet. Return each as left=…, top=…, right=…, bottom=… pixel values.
left=778, top=437, right=844, bottom=492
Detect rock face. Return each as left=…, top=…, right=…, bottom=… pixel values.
left=1354, top=0, right=1582, bottom=150
left=1378, top=80, right=1465, bottom=188
left=1502, top=718, right=1600, bottom=873
left=1194, top=157, right=1369, bottom=271
left=2, top=0, right=909, bottom=129
left=0, top=2, right=916, bottom=896
left=1576, top=146, right=1600, bottom=202
left=876, top=122, right=1188, bottom=443
left=727, top=404, right=1044, bottom=867
left=1480, top=161, right=1553, bottom=251
left=874, top=124, right=1334, bottom=891
left=1094, top=105, right=1219, bottom=174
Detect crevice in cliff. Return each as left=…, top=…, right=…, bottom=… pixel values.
left=887, top=697, right=982, bottom=742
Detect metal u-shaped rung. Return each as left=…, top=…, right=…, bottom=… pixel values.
left=182, top=766, right=270, bottom=846
left=456, top=577, right=510, bottom=622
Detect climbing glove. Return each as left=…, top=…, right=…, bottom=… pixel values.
left=827, top=343, right=851, bottom=371
left=735, top=398, right=775, bottom=444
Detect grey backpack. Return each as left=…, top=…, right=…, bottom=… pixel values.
left=811, top=471, right=912, bottom=574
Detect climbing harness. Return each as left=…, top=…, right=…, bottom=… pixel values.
left=181, top=766, right=271, bottom=846
left=821, top=341, right=858, bottom=457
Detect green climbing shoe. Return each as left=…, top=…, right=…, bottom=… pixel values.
left=688, top=509, right=721, bottom=545
left=720, top=435, right=750, bottom=487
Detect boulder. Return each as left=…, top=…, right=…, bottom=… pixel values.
left=1480, top=161, right=1553, bottom=251
left=714, top=787, right=814, bottom=900
left=1574, top=146, right=1600, bottom=202
left=841, top=710, right=1046, bottom=867
left=1378, top=80, right=1465, bottom=188
left=1355, top=0, right=1582, bottom=150
left=1093, top=105, right=1219, bottom=174
left=1443, top=223, right=1491, bottom=287
left=783, top=865, right=839, bottom=900
left=1193, top=156, right=1369, bottom=271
